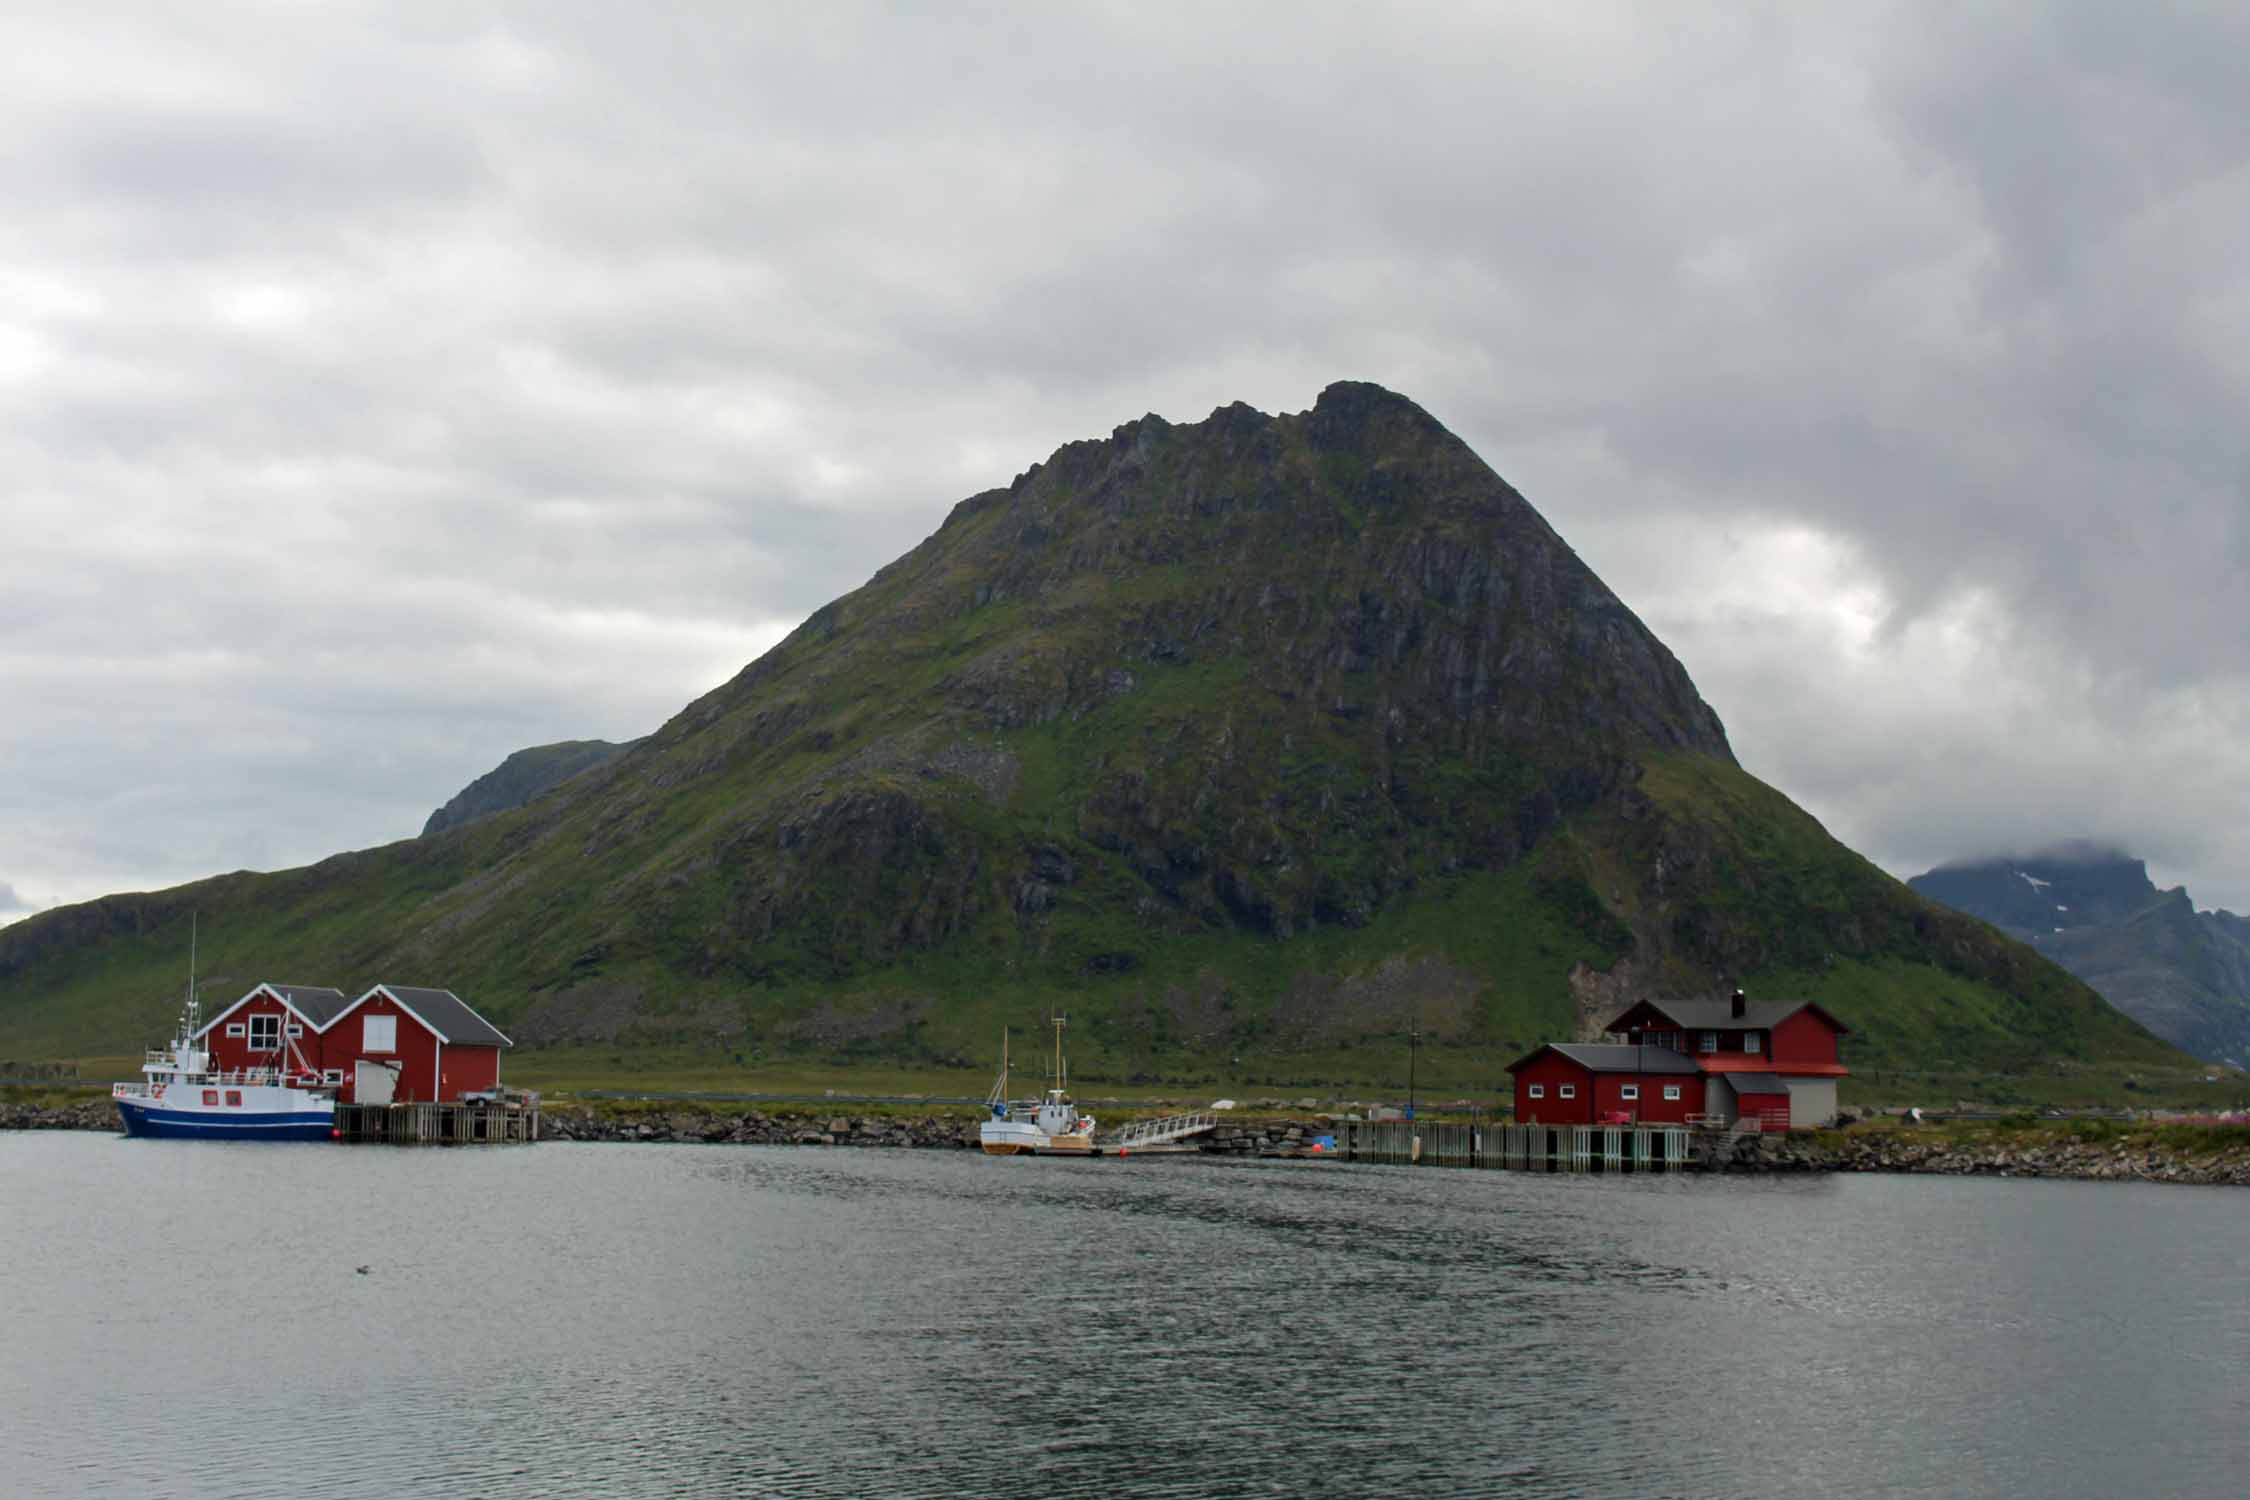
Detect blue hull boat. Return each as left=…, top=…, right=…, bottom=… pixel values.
left=115, top=1097, right=333, bottom=1141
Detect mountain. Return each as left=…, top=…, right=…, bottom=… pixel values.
left=0, top=383, right=2190, bottom=1095
left=1910, top=848, right=2250, bottom=1067
left=422, top=739, right=643, bottom=836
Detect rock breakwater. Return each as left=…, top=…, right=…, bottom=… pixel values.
left=1708, top=1127, right=2250, bottom=1186
left=1, top=1098, right=114, bottom=1131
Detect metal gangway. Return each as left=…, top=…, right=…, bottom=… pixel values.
left=1105, top=1111, right=1218, bottom=1151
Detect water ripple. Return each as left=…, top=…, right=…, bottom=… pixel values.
left=5, top=1136, right=2249, bottom=1497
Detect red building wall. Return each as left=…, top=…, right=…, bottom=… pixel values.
left=437, top=1044, right=501, bottom=1099
left=1511, top=1053, right=1595, bottom=1124
left=1736, top=1088, right=1791, bottom=1126
left=1589, top=1072, right=1704, bottom=1125
left=328, top=993, right=441, bottom=1104
left=200, top=990, right=324, bottom=1079
left=1771, top=1009, right=1846, bottom=1074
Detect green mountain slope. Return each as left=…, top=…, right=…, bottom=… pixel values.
left=0, top=383, right=2192, bottom=1098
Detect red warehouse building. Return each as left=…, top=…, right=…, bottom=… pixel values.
left=195, top=984, right=352, bottom=1085
left=1508, top=990, right=1850, bottom=1130
left=1505, top=1045, right=1706, bottom=1126
left=326, top=985, right=512, bottom=1105
left=190, top=981, right=512, bottom=1105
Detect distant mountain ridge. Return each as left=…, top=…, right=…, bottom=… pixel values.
left=0, top=382, right=2191, bottom=1097
left=1910, top=847, right=2250, bottom=1067
left=421, top=739, right=642, bottom=836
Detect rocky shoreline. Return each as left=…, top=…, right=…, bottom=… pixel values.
left=1707, top=1127, right=2250, bottom=1186
left=9, top=1097, right=2247, bottom=1185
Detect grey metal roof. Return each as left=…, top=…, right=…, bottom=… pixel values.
left=194, top=983, right=350, bottom=1038
left=1610, top=998, right=1840, bottom=1032
left=367, top=985, right=512, bottom=1048
left=268, top=985, right=352, bottom=1028
left=1713, top=1072, right=1790, bottom=1092
left=1533, top=1043, right=1703, bottom=1075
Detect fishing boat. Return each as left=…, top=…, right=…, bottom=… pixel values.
left=110, top=920, right=336, bottom=1142
left=980, top=1016, right=1096, bottom=1156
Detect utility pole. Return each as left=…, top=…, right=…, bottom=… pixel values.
left=1407, top=1024, right=1420, bottom=1122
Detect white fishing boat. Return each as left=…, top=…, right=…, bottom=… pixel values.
left=980, top=1017, right=1096, bottom=1156
left=110, top=920, right=336, bottom=1142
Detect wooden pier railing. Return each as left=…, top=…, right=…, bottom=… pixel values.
left=1338, top=1120, right=1693, bottom=1172
left=334, top=1098, right=539, bottom=1145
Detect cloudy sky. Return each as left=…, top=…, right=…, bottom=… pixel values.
left=4, top=2, right=2247, bottom=928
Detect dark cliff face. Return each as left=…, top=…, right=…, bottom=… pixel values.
left=1912, top=849, right=2250, bottom=1066
left=630, top=381, right=1736, bottom=964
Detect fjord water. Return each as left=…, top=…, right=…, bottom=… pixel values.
left=4, top=1134, right=2245, bottom=1498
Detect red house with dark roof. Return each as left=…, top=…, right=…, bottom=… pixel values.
left=195, top=984, right=352, bottom=1087
left=326, top=985, right=512, bottom=1105
left=1508, top=990, right=1849, bottom=1129
left=189, top=980, right=512, bottom=1106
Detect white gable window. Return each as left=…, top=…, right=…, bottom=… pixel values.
left=247, top=1013, right=280, bottom=1052
left=364, top=1014, right=398, bottom=1053
left=224, top=1023, right=246, bottom=1038
left=1663, top=1085, right=1682, bottom=1101
left=1558, top=1084, right=1577, bottom=1100
left=284, top=1022, right=305, bottom=1038
left=1745, top=1033, right=1763, bottom=1054
left=1526, top=1084, right=1545, bottom=1099
left=1619, top=1085, right=1640, bottom=1101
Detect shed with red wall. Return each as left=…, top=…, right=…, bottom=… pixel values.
left=193, top=984, right=348, bottom=1081
left=323, top=985, right=510, bottom=1105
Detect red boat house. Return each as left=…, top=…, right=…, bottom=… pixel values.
left=192, top=981, right=512, bottom=1105
left=1507, top=990, right=1848, bottom=1130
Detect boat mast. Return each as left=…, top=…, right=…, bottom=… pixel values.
left=1051, top=1012, right=1066, bottom=1095
left=182, top=912, right=200, bottom=1068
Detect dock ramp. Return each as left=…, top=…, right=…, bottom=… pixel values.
left=1105, top=1112, right=1218, bottom=1150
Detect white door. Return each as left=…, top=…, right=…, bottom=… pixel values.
left=355, top=1060, right=396, bottom=1105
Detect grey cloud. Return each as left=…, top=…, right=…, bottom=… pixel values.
left=3, top=1, right=2248, bottom=919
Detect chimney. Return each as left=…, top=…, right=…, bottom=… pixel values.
left=1730, top=988, right=1746, bottom=1019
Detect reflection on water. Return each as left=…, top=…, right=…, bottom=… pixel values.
left=3, top=1135, right=2246, bottom=1497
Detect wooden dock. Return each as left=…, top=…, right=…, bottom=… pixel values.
left=1339, top=1120, right=1694, bottom=1172
left=334, top=1098, right=539, bottom=1145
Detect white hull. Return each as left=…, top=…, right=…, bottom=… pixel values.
left=979, top=1117, right=1096, bottom=1155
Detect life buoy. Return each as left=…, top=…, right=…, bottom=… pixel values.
left=151, top=1084, right=165, bottom=1100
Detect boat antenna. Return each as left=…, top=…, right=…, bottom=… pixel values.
left=184, top=911, right=199, bottom=1036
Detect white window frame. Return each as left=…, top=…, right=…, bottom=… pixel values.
left=321, top=1068, right=345, bottom=1086
left=1558, top=1084, right=1577, bottom=1100
left=1700, top=1031, right=1718, bottom=1054
left=1663, top=1085, right=1682, bottom=1101
left=363, top=1014, right=398, bottom=1054
left=1745, top=1032, right=1762, bottom=1054
left=1619, top=1085, right=1640, bottom=1101
left=247, top=1013, right=281, bottom=1052
left=284, top=1022, right=305, bottom=1038
left=1526, top=1084, right=1545, bottom=1099
left=224, top=1023, right=246, bottom=1038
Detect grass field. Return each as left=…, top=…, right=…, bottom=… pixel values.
left=21, top=1042, right=2243, bottom=1115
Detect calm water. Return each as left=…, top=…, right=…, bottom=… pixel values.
left=3, top=1133, right=2246, bottom=1498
